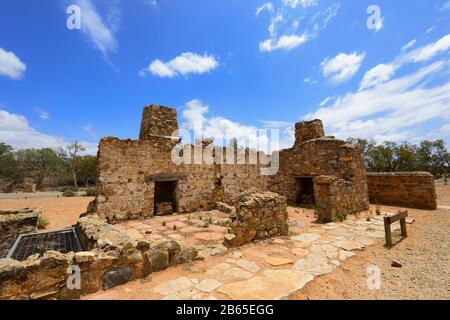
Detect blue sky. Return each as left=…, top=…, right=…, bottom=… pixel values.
left=0, top=0, right=449, bottom=154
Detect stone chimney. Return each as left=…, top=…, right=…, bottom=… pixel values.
left=139, top=105, right=179, bottom=140
left=294, top=119, right=325, bottom=146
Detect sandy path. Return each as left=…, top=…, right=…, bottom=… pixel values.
left=0, top=197, right=93, bottom=231
left=289, top=188, right=450, bottom=300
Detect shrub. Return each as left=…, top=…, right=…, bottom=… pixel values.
left=38, top=217, right=49, bottom=229
left=63, top=190, right=76, bottom=197
left=60, top=186, right=75, bottom=193
left=86, top=188, right=96, bottom=196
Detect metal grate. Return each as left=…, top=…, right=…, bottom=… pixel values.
left=0, top=235, right=17, bottom=259
left=7, top=228, right=83, bottom=261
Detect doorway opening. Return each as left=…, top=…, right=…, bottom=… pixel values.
left=154, top=181, right=177, bottom=216
left=295, top=177, right=315, bottom=206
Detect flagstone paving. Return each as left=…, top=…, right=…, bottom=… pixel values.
left=84, top=207, right=405, bottom=300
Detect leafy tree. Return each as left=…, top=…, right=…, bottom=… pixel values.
left=15, top=148, right=61, bottom=189
left=57, top=142, right=86, bottom=190
left=0, top=143, right=19, bottom=183
left=347, top=138, right=449, bottom=177
left=76, top=155, right=97, bottom=187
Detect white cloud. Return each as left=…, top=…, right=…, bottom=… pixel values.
left=282, top=0, right=318, bottom=9
left=440, top=1, right=450, bottom=11
left=83, top=124, right=97, bottom=139
left=360, top=33, right=450, bottom=89
left=319, top=96, right=333, bottom=106
left=268, top=13, right=284, bottom=36
left=181, top=100, right=294, bottom=151
left=359, top=64, right=396, bottom=90
left=0, top=48, right=26, bottom=80
left=305, top=61, right=450, bottom=144
left=0, top=108, right=98, bottom=155
left=141, top=52, right=219, bottom=78
left=401, top=39, right=417, bottom=51
left=34, top=107, right=50, bottom=120
left=320, top=52, right=366, bottom=83
left=256, top=2, right=273, bottom=16
left=402, top=34, right=450, bottom=63
left=258, top=2, right=339, bottom=53
left=75, top=0, right=120, bottom=60
left=259, top=33, right=309, bottom=52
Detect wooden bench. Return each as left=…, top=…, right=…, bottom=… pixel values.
left=384, top=210, right=408, bottom=247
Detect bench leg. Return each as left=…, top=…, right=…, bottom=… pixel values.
left=400, top=218, right=407, bottom=238
left=384, top=220, right=392, bottom=247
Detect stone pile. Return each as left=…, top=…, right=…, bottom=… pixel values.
left=0, top=208, right=41, bottom=237
left=224, top=189, right=289, bottom=247
left=155, top=202, right=173, bottom=216
left=0, top=214, right=198, bottom=300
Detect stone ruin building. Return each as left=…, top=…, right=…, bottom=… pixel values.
left=90, top=104, right=370, bottom=223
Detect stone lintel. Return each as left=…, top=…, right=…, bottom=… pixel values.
left=144, top=173, right=187, bottom=183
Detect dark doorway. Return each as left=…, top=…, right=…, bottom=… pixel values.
left=295, top=177, right=315, bottom=205
left=154, top=181, right=177, bottom=216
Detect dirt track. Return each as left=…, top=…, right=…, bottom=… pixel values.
left=289, top=187, right=450, bottom=300
left=0, top=197, right=93, bottom=231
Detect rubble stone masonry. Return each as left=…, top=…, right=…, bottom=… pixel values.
left=367, top=172, right=437, bottom=210
left=224, top=189, right=289, bottom=247
left=93, top=105, right=371, bottom=223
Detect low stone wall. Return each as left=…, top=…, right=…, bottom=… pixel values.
left=0, top=214, right=198, bottom=300
left=224, top=189, right=289, bottom=247
left=367, top=172, right=437, bottom=210
left=314, top=176, right=362, bottom=222
left=0, top=209, right=41, bottom=237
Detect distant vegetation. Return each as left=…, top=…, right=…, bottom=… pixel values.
left=0, top=142, right=97, bottom=191
left=347, top=138, right=449, bottom=177
left=0, top=138, right=449, bottom=191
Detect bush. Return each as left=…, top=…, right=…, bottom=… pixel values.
left=86, top=188, right=96, bottom=196
left=60, top=186, right=75, bottom=193
left=63, top=190, right=76, bottom=197
left=38, top=217, right=49, bottom=229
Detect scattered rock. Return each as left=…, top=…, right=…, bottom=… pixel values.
left=391, top=261, right=402, bottom=268
left=195, top=279, right=222, bottom=293
left=265, top=257, right=294, bottom=266
left=102, top=266, right=133, bottom=290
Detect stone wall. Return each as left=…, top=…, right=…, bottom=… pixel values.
left=269, top=137, right=369, bottom=214
left=139, top=105, right=179, bottom=140
left=314, top=176, right=359, bottom=222
left=0, top=209, right=41, bottom=237
left=367, top=172, right=437, bottom=210
left=0, top=214, right=198, bottom=300
left=95, top=136, right=268, bottom=223
left=94, top=105, right=369, bottom=223
left=224, top=190, right=288, bottom=247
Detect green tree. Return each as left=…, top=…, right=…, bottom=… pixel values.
left=76, top=155, right=97, bottom=187
left=57, top=142, right=86, bottom=190
left=15, top=148, right=62, bottom=190
left=0, top=143, right=19, bottom=183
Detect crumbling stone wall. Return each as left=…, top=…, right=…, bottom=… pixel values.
left=314, top=176, right=358, bottom=222
left=224, top=190, right=288, bottom=247
left=269, top=137, right=369, bottom=211
left=0, top=209, right=41, bottom=237
left=367, top=172, right=437, bottom=210
left=139, top=105, right=179, bottom=140
left=0, top=214, right=198, bottom=300
left=94, top=105, right=369, bottom=223
left=95, top=119, right=268, bottom=222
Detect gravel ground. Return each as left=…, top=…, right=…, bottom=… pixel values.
left=0, top=197, right=93, bottom=231
left=289, top=187, right=450, bottom=300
